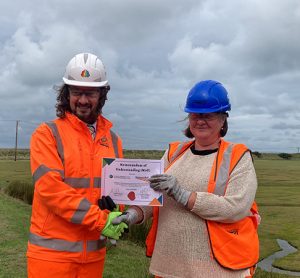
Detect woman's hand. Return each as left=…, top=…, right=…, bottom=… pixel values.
left=149, top=174, right=192, bottom=207
left=112, top=208, right=140, bottom=225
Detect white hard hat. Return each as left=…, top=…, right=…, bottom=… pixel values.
left=63, top=53, right=109, bottom=87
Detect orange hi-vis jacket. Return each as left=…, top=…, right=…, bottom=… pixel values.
left=27, top=112, right=123, bottom=263
left=146, top=139, right=259, bottom=270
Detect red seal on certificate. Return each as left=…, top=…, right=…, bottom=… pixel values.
left=127, top=191, right=136, bottom=201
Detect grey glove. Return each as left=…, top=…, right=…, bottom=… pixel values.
left=112, top=208, right=139, bottom=225
left=148, top=174, right=191, bottom=206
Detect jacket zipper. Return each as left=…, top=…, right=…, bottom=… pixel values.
left=83, top=130, right=95, bottom=263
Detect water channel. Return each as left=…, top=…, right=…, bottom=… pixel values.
left=257, top=239, right=300, bottom=277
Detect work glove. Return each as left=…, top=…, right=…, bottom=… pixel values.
left=101, top=212, right=128, bottom=241
left=98, top=195, right=117, bottom=211
left=99, top=196, right=123, bottom=245
left=111, top=208, right=140, bottom=226
left=148, top=174, right=191, bottom=207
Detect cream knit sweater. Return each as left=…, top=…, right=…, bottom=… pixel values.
left=142, top=147, right=258, bottom=278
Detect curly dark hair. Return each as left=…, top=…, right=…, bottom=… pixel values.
left=183, top=113, right=228, bottom=138
left=54, top=84, right=110, bottom=118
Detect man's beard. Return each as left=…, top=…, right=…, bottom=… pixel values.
left=74, top=104, right=99, bottom=124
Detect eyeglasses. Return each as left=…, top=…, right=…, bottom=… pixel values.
left=189, top=113, right=222, bottom=122
left=69, top=87, right=101, bottom=99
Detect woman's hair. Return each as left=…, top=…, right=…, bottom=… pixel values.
left=183, top=113, right=228, bottom=138
left=54, top=84, right=110, bottom=118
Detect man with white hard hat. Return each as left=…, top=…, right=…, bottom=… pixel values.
left=27, top=53, right=127, bottom=278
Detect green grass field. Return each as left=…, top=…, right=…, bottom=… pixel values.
left=0, top=150, right=299, bottom=277
left=254, top=159, right=300, bottom=272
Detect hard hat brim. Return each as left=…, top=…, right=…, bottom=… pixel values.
left=184, top=106, right=231, bottom=114
left=63, top=77, right=109, bottom=87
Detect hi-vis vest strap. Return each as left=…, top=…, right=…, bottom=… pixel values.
left=145, top=139, right=259, bottom=270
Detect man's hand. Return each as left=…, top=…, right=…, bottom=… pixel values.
left=111, top=208, right=139, bottom=225
left=101, top=212, right=128, bottom=240
left=98, top=196, right=117, bottom=211
left=148, top=174, right=191, bottom=206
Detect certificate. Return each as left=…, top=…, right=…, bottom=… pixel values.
left=101, top=158, right=164, bottom=206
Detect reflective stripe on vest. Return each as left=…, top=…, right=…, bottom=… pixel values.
left=32, top=165, right=92, bottom=224
left=169, top=142, right=237, bottom=197
left=64, top=177, right=101, bottom=189
left=70, top=198, right=91, bottom=224
left=46, top=122, right=65, bottom=164
left=44, top=121, right=119, bottom=186
left=94, top=177, right=102, bottom=188
left=169, top=142, right=186, bottom=164
left=33, top=170, right=102, bottom=189
left=170, top=142, right=234, bottom=197
left=64, top=177, right=90, bottom=188
left=46, top=121, right=120, bottom=161
left=29, top=232, right=106, bottom=252
left=110, top=130, right=120, bottom=158
left=87, top=239, right=106, bottom=251
left=213, top=143, right=234, bottom=196
left=33, top=164, right=64, bottom=183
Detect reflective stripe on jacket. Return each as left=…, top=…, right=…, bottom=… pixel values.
left=145, top=139, right=259, bottom=270
left=27, top=112, right=123, bottom=263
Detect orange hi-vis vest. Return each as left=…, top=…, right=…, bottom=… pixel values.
left=146, top=139, right=260, bottom=270
left=27, top=112, right=123, bottom=263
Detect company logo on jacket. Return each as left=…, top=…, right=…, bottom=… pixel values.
left=100, top=136, right=109, bottom=147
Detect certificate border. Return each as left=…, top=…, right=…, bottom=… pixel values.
left=101, top=157, right=164, bottom=206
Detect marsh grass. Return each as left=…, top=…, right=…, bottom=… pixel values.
left=254, top=268, right=296, bottom=277
left=0, top=160, right=32, bottom=189
left=0, top=148, right=30, bottom=160
left=0, top=192, right=31, bottom=278
left=103, top=240, right=153, bottom=278
left=0, top=151, right=299, bottom=277
left=123, top=149, right=165, bottom=160
left=254, top=159, right=300, bottom=272
left=4, top=180, right=34, bottom=205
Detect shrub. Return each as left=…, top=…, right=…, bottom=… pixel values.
left=124, top=150, right=164, bottom=160
left=0, top=148, right=30, bottom=160
left=252, top=151, right=262, bottom=158
left=278, top=153, right=292, bottom=160
left=124, top=219, right=152, bottom=246
left=4, top=180, right=34, bottom=205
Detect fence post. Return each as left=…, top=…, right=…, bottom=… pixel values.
left=14, top=120, right=19, bottom=161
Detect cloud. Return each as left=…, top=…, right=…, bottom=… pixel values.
left=0, top=0, right=299, bottom=152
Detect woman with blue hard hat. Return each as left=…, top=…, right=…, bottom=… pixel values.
left=113, top=80, right=260, bottom=278
left=183, top=80, right=231, bottom=140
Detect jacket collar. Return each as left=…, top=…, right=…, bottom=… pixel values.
left=64, top=112, right=113, bottom=132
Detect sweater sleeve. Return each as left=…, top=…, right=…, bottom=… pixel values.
left=191, top=152, right=257, bottom=223
left=30, top=124, right=108, bottom=232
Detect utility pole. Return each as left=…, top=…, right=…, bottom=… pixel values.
left=14, top=120, right=19, bottom=161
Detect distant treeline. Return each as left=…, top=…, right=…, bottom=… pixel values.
left=0, top=149, right=165, bottom=160
left=0, top=149, right=30, bottom=160
left=0, top=148, right=300, bottom=160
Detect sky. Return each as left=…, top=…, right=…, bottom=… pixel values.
left=0, top=0, right=300, bottom=153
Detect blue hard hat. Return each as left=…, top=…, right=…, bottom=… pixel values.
left=184, top=80, right=231, bottom=113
